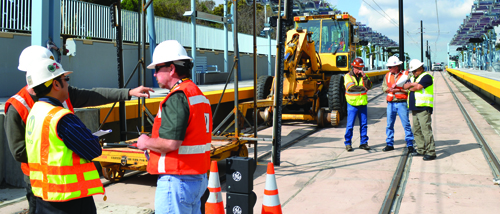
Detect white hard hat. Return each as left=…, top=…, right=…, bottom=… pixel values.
left=386, top=56, right=403, bottom=67
left=18, top=45, right=55, bottom=72
left=408, top=59, right=424, bottom=72
left=147, top=40, right=192, bottom=69
left=26, top=59, right=72, bottom=89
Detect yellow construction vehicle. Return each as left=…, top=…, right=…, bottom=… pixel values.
left=240, top=12, right=359, bottom=127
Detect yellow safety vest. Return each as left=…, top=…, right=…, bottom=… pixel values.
left=344, top=73, right=369, bottom=106
left=25, top=101, right=104, bottom=202
left=410, top=72, right=434, bottom=108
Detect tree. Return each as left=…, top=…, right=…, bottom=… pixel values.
left=82, top=0, right=117, bottom=6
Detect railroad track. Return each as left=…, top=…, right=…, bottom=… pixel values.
left=379, top=71, right=500, bottom=214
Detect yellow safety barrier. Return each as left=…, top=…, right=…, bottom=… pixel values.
left=446, top=68, right=500, bottom=99
left=85, top=86, right=255, bottom=124
left=365, top=70, right=389, bottom=77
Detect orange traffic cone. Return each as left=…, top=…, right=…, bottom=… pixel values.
left=261, top=162, right=282, bottom=214
left=205, top=161, right=225, bottom=214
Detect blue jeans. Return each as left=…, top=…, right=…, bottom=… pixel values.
left=386, top=102, right=414, bottom=147
left=155, top=174, right=208, bottom=214
left=344, top=103, right=369, bottom=145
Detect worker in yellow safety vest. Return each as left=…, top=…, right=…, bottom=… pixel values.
left=4, top=45, right=153, bottom=214
left=25, top=59, right=104, bottom=213
left=343, top=58, right=373, bottom=151
left=404, top=59, right=436, bottom=161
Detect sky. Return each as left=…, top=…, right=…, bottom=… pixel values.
left=212, top=0, right=477, bottom=65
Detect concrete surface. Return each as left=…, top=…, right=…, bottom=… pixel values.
left=2, top=73, right=500, bottom=213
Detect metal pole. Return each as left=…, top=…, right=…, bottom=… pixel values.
left=398, top=0, right=404, bottom=68
left=426, top=40, right=429, bottom=70
left=141, top=0, right=147, bottom=132
left=253, top=0, right=258, bottom=140
left=272, top=0, right=290, bottom=166
left=224, top=0, right=228, bottom=74
left=138, top=0, right=143, bottom=133
left=116, top=2, right=126, bottom=141
left=421, top=20, right=423, bottom=62
left=232, top=0, right=239, bottom=137
left=146, top=0, right=157, bottom=87
left=447, top=42, right=450, bottom=68
left=266, top=4, right=272, bottom=76
left=191, top=0, right=197, bottom=84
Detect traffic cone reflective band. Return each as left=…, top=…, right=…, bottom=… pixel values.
left=206, top=161, right=225, bottom=214
left=261, top=162, right=282, bottom=214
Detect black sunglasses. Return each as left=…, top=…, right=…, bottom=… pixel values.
left=388, top=66, right=397, bottom=69
left=155, top=64, right=170, bottom=73
left=56, top=75, right=70, bottom=82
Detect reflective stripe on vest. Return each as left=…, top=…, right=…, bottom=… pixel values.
left=385, top=71, right=408, bottom=101
left=26, top=102, right=104, bottom=202
left=12, top=94, right=32, bottom=112
left=5, top=86, right=75, bottom=176
left=410, top=72, right=434, bottom=108
left=344, top=73, right=368, bottom=106
left=148, top=80, right=212, bottom=175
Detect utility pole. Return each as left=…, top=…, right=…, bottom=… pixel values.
left=426, top=40, right=429, bottom=69
left=398, top=0, right=404, bottom=68
left=421, top=20, right=423, bottom=62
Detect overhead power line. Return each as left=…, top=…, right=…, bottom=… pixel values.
left=371, top=0, right=398, bottom=27
left=361, top=0, right=420, bottom=48
left=434, top=0, right=440, bottom=61
left=361, top=0, right=398, bottom=28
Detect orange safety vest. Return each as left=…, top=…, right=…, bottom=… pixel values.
left=147, top=80, right=212, bottom=175
left=385, top=71, right=409, bottom=102
left=4, top=86, right=74, bottom=176
left=26, top=102, right=104, bottom=202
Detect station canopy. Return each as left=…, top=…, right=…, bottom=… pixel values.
left=450, top=0, right=500, bottom=46
left=356, top=22, right=398, bottom=48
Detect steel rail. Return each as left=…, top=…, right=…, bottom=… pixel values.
left=441, top=72, right=500, bottom=181
left=379, top=71, right=440, bottom=214
left=379, top=148, right=409, bottom=214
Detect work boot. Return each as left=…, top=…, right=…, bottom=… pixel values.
left=412, top=151, right=424, bottom=156
left=382, top=146, right=394, bottom=151
left=407, top=146, right=415, bottom=153
left=346, top=145, right=353, bottom=152
left=423, top=155, right=437, bottom=161
left=359, top=144, right=370, bottom=150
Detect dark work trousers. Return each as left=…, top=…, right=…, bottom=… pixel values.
left=35, top=196, right=97, bottom=214
left=24, top=175, right=36, bottom=214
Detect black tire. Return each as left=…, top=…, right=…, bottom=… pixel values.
left=327, top=74, right=347, bottom=119
left=257, top=75, right=273, bottom=99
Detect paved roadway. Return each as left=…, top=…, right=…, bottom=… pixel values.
left=2, top=71, right=500, bottom=213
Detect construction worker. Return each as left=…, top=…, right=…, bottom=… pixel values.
left=344, top=58, right=373, bottom=151
left=137, top=40, right=212, bottom=213
left=4, top=45, right=154, bottom=214
left=24, top=58, right=104, bottom=213
left=382, top=56, right=415, bottom=153
left=403, top=59, right=436, bottom=160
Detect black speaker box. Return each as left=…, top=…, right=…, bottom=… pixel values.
left=226, top=156, right=255, bottom=194
left=226, top=192, right=257, bottom=214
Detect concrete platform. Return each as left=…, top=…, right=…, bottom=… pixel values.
left=452, top=68, right=500, bottom=81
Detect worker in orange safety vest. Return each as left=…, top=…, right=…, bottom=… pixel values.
left=137, top=40, right=212, bottom=213
left=381, top=56, right=415, bottom=153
